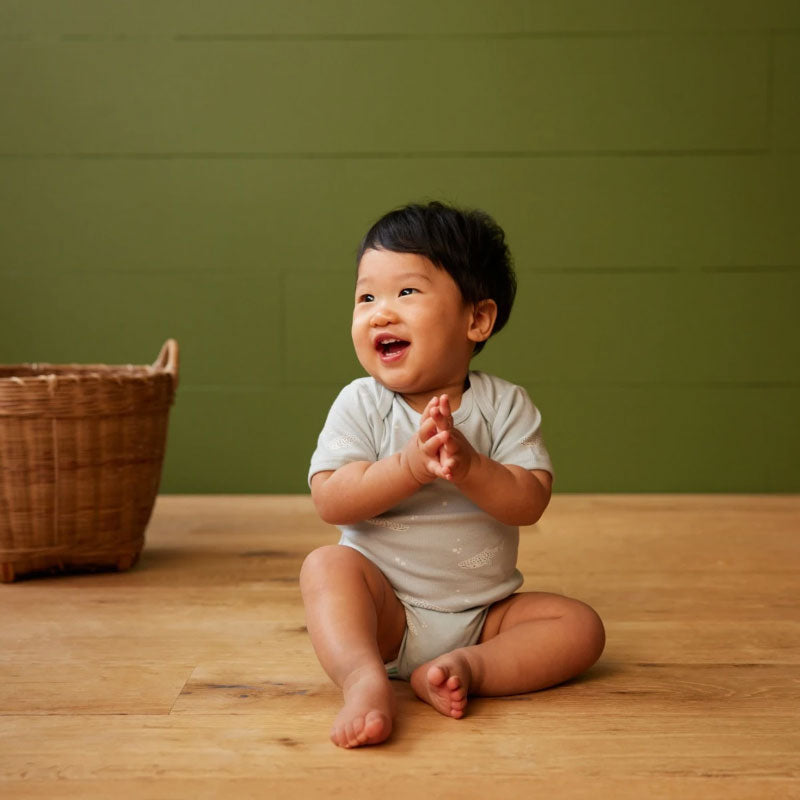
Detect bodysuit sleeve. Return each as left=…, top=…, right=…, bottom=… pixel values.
left=308, top=379, right=384, bottom=485
left=488, top=382, right=554, bottom=476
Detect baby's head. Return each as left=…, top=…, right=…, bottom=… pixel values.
left=356, top=201, right=516, bottom=355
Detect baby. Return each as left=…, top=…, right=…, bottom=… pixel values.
left=301, top=201, right=605, bottom=748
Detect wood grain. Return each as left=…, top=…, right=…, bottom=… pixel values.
left=1, top=494, right=799, bottom=799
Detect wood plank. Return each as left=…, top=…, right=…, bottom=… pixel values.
left=527, top=495, right=800, bottom=572
left=527, top=572, right=800, bottom=622
left=1, top=494, right=799, bottom=799
left=0, top=621, right=314, bottom=667
left=2, top=776, right=799, bottom=800
left=0, top=662, right=193, bottom=715
left=1, top=713, right=797, bottom=780
left=171, top=660, right=800, bottom=717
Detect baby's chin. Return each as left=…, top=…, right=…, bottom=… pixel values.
left=356, top=363, right=454, bottom=405
left=357, top=364, right=410, bottom=393
left=371, top=375, right=415, bottom=396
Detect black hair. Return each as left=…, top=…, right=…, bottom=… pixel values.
left=356, top=201, right=516, bottom=355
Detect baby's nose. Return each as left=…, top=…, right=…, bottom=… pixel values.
left=369, top=304, right=398, bottom=326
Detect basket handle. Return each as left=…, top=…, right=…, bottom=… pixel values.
left=153, top=339, right=179, bottom=387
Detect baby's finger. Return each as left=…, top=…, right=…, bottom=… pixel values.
left=420, top=396, right=438, bottom=423
left=424, top=457, right=444, bottom=477
left=421, top=429, right=449, bottom=456
left=430, top=404, right=451, bottom=434
left=418, top=416, right=438, bottom=442
left=436, top=458, right=454, bottom=480
left=441, top=435, right=458, bottom=455
left=439, top=459, right=454, bottom=481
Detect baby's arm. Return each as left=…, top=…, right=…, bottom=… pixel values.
left=429, top=395, right=552, bottom=526
left=311, top=400, right=452, bottom=525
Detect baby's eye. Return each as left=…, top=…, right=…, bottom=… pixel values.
left=399, top=288, right=418, bottom=297
left=357, top=293, right=375, bottom=303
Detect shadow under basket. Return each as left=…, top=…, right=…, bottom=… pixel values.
left=0, top=340, right=179, bottom=582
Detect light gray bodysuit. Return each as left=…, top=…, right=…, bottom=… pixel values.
left=308, top=371, right=553, bottom=679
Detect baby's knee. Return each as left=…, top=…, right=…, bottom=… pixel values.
left=300, top=545, right=338, bottom=585
left=299, top=545, right=360, bottom=592
left=569, top=600, right=606, bottom=665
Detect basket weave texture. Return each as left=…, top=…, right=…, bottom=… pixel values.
left=0, top=340, right=179, bottom=582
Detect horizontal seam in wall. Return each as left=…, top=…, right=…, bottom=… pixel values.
left=171, top=31, right=778, bottom=42
left=2, top=270, right=797, bottom=281
left=0, top=30, right=791, bottom=44
left=2, top=267, right=798, bottom=278
left=0, top=149, right=774, bottom=161
left=172, top=381, right=800, bottom=393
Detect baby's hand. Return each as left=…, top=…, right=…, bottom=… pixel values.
left=427, top=395, right=477, bottom=483
left=401, top=397, right=453, bottom=485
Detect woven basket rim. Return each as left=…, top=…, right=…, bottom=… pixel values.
left=0, top=365, right=170, bottom=383
left=0, top=340, right=179, bottom=385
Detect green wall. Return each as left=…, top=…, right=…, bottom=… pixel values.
left=1, top=2, right=798, bottom=493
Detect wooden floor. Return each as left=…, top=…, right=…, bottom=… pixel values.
left=1, top=495, right=798, bottom=799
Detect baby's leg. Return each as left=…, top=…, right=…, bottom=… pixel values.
left=299, top=545, right=407, bottom=748
left=410, top=592, right=605, bottom=716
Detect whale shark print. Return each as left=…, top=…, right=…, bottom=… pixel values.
left=520, top=432, right=544, bottom=450
left=326, top=433, right=361, bottom=450
left=366, top=517, right=410, bottom=532
left=458, top=542, right=503, bottom=569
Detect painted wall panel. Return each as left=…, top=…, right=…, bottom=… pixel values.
left=3, top=1, right=799, bottom=37
left=1, top=2, right=797, bottom=492
left=2, top=156, right=797, bottom=279
left=1, top=271, right=283, bottom=386
left=773, top=34, right=800, bottom=152
left=0, top=36, right=768, bottom=154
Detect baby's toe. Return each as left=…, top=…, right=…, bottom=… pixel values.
left=330, top=725, right=345, bottom=748
left=363, top=710, right=387, bottom=741
left=427, top=665, right=449, bottom=687
left=350, top=716, right=366, bottom=745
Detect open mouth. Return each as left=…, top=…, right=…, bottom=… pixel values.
left=375, top=336, right=410, bottom=361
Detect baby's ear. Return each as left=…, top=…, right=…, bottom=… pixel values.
left=468, top=299, right=498, bottom=343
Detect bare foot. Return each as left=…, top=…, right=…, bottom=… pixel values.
left=331, top=666, right=396, bottom=748
left=410, top=650, right=472, bottom=719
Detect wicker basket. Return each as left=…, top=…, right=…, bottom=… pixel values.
left=0, top=340, right=179, bottom=582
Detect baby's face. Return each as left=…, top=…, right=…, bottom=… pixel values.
left=352, top=248, right=477, bottom=411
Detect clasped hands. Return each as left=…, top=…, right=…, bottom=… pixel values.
left=403, top=394, right=477, bottom=485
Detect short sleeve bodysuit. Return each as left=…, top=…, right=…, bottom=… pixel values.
left=308, top=372, right=553, bottom=613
